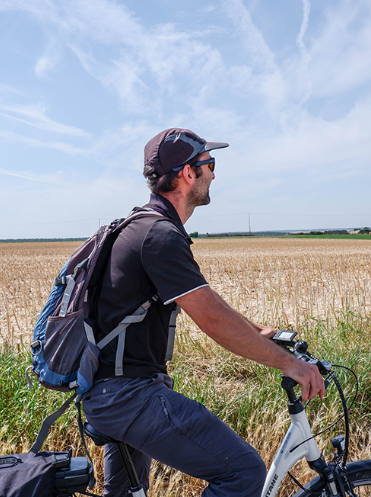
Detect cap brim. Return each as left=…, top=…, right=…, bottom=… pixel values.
left=203, top=142, right=229, bottom=152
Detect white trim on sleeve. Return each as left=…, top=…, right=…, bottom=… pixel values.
left=163, top=284, right=209, bottom=305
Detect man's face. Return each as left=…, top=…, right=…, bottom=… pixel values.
left=188, top=151, right=215, bottom=207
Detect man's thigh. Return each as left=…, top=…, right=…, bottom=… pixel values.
left=124, top=386, right=265, bottom=496
left=84, top=377, right=265, bottom=496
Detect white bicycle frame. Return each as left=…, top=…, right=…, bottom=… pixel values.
left=261, top=408, right=321, bottom=497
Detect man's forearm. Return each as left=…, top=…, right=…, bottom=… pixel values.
left=209, top=288, right=263, bottom=333
left=177, top=287, right=292, bottom=370
left=176, top=286, right=325, bottom=402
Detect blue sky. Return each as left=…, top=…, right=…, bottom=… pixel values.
left=1, top=0, right=370, bottom=238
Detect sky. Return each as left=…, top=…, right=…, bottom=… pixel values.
left=0, top=0, right=370, bottom=239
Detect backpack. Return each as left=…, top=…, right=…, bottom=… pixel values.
left=27, top=207, right=168, bottom=397
left=25, top=207, right=180, bottom=461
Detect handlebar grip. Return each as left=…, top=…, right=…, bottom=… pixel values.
left=281, top=376, right=298, bottom=389
left=281, top=376, right=299, bottom=403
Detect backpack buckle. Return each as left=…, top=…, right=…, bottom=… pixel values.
left=31, top=339, right=42, bottom=356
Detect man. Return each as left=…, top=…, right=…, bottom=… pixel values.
left=83, top=128, right=325, bottom=497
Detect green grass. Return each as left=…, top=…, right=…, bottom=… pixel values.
left=170, top=309, right=371, bottom=455
left=0, top=346, right=80, bottom=453
left=1, top=310, right=370, bottom=495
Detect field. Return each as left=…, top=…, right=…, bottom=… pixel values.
left=1, top=238, right=371, bottom=496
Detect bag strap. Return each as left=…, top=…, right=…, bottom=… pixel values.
left=30, top=393, right=97, bottom=490
left=30, top=393, right=77, bottom=454
left=75, top=395, right=96, bottom=489
left=165, top=304, right=181, bottom=362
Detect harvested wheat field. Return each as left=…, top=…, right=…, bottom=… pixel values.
left=1, top=237, right=370, bottom=346
left=192, top=236, right=371, bottom=328
left=1, top=237, right=371, bottom=497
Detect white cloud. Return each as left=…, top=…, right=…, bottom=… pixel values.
left=296, top=0, right=311, bottom=56
left=1, top=0, right=371, bottom=236
left=222, top=0, right=276, bottom=70
left=0, top=102, right=91, bottom=138
left=0, top=130, right=88, bottom=155
left=34, top=39, right=61, bottom=78
left=243, top=95, right=371, bottom=176
left=307, top=0, right=371, bottom=97
left=222, top=0, right=286, bottom=113
left=0, top=166, right=67, bottom=185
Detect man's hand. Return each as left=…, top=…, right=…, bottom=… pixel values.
left=281, top=358, right=325, bottom=403
left=255, top=325, right=277, bottom=339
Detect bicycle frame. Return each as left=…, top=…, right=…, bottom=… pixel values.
left=262, top=408, right=321, bottom=497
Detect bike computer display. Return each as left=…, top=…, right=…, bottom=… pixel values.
left=272, top=330, right=298, bottom=343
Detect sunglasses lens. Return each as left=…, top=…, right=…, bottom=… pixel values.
left=208, top=160, right=215, bottom=172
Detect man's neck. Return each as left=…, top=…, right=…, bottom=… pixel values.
left=160, top=191, right=194, bottom=225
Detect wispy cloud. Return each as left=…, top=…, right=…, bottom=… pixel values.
left=307, top=0, right=371, bottom=98
left=0, top=102, right=91, bottom=138
left=222, top=0, right=287, bottom=115
left=0, top=130, right=88, bottom=155
left=243, top=94, right=371, bottom=176
left=296, top=0, right=311, bottom=56
left=0, top=166, right=67, bottom=185
left=34, top=38, right=62, bottom=78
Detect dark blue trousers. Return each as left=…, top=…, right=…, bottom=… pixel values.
left=83, top=374, right=266, bottom=496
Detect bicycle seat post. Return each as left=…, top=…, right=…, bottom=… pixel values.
left=83, top=422, right=146, bottom=497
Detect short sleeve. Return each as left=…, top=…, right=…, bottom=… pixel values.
left=141, top=220, right=208, bottom=304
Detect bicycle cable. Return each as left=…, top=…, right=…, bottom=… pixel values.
left=288, top=364, right=358, bottom=456
left=287, top=364, right=358, bottom=494
left=287, top=471, right=323, bottom=496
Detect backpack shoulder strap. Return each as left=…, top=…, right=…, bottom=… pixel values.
left=166, top=304, right=181, bottom=362
left=94, top=208, right=179, bottom=377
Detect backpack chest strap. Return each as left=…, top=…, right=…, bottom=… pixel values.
left=88, top=302, right=181, bottom=377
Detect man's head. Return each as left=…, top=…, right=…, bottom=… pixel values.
left=143, top=128, right=228, bottom=194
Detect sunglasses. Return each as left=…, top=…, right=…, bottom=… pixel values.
left=173, top=157, right=215, bottom=173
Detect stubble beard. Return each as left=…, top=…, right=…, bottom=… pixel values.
left=188, top=184, right=211, bottom=209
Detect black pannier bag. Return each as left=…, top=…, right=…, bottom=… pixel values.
left=0, top=451, right=55, bottom=497
left=0, top=450, right=94, bottom=497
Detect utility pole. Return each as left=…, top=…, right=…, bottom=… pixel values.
left=248, top=213, right=251, bottom=235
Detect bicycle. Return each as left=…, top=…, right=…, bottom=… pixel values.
left=263, top=330, right=371, bottom=497
left=83, top=330, right=371, bottom=497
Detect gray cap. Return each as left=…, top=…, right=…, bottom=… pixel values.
left=144, top=128, right=229, bottom=176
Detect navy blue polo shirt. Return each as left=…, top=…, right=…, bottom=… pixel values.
left=95, top=193, right=208, bottom=379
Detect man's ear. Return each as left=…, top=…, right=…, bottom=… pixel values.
left=180, top=164, right=195, bottom=184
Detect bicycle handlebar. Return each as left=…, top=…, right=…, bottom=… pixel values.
left=272, top=330, right=356, bottom=469
left=272, top=331, right=333, bottom=377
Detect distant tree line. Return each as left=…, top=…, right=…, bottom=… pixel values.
left=295, top=228, right=370, bottom=235
left=0, top=238, right=87, bottom=243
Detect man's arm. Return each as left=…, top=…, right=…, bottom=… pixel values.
left=209, top=289, right=277, bottom=337
left=176, top=286, right=325, bottom=402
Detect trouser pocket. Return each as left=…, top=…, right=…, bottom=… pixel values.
left=158, top=394, right=188, bottom=435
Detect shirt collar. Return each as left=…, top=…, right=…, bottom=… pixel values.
left=145, top=193, right=192, bottom=244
